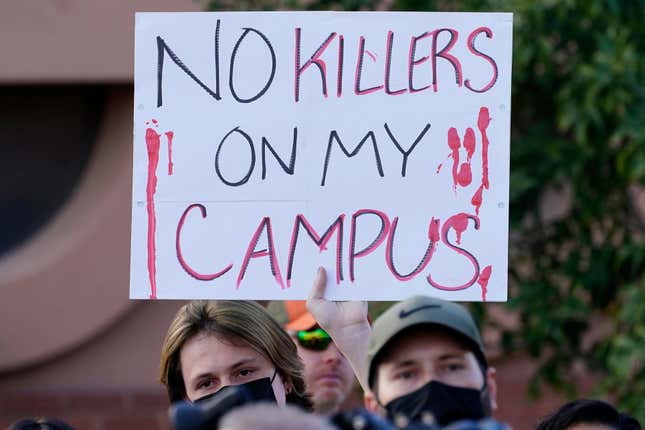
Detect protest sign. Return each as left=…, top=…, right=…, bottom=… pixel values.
left=131, top=11, right=513, bottom=301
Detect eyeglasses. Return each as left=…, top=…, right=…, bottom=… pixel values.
left=296, top=328, right=332, bottom=351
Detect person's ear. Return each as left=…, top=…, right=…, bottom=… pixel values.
left=282, top=376, right=293, bottom=395
left=364, top=390, right=380, bottom=413
left=485, top=366, right=498, bottom=410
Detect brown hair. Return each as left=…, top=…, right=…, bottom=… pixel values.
left=159, top=300, right=308, bottom=405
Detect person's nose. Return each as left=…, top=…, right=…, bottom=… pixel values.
left=322, top=342, right=343, bottom=364
left=218, top=376, right=234, bottom=390
left=421, top=366, right=439, bottom=386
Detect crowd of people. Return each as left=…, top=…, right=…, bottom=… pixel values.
left=5, top=268, right=641, bottom=430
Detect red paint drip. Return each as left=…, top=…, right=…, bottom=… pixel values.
left=478, top=107, right=491, bottom=189
left=165, top=131, right=174, bottom=175
left=144, top=122, right=175, bottom=298
left=447, top=128, right=460, bottom=191
left=436, top=162, right=443, bottom=174
left=450, top=213, right=469, bottom=245
left=428, top=217, right=440, bottom=244
left=471, top=183, right=484, bottom=216
left=145, top=128, right=161, bottom=299
left=457, top=128, right=476, bottom=187
left=366, top=49, right=377, bottom=62
left=463, top=128, right=476, bottom=159
left=457, top=163, right=472, bottom=187
left=477, top=265, right=492, bottom=301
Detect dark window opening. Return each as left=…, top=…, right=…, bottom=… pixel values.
left=0, top=85, right=104, bottom=258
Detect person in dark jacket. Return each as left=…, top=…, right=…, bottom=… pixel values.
left=536, top=399, right=641, bottom=430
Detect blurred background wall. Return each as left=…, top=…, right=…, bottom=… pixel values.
left=0, top=1, right=606, bottom=429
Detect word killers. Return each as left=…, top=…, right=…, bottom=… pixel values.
left=176, top=206, right=491, bottom=293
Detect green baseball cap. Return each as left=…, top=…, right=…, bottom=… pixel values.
left=367, top=295, right=487, bottom=389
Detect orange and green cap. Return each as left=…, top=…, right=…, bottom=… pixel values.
left=268, top=300, right=317, bottom=331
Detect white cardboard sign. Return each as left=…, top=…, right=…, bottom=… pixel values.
left=131, top=11, right=513, bottom=301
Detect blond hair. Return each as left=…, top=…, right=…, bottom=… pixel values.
left=159, top=300, right=307, bottom=404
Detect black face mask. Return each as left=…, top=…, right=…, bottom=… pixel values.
left=195, top=369, right=278, bottom=405
left=384, top=380, right=488, bottom=427
left=179, top=371, right=278, bottom=430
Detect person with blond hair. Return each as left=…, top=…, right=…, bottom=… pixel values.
left=159, top=300, right=311, bottom=410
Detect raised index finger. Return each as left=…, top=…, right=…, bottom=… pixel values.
left=308, top=266, right=328, bottom=301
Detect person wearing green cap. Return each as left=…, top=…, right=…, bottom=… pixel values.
left=307, top=267, right=500, bottom=428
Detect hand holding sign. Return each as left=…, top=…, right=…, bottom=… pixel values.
left=307, top=266, right=370, bottom=390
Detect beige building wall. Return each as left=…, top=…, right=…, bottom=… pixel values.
left=0, top=2, right=572, bottom=429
